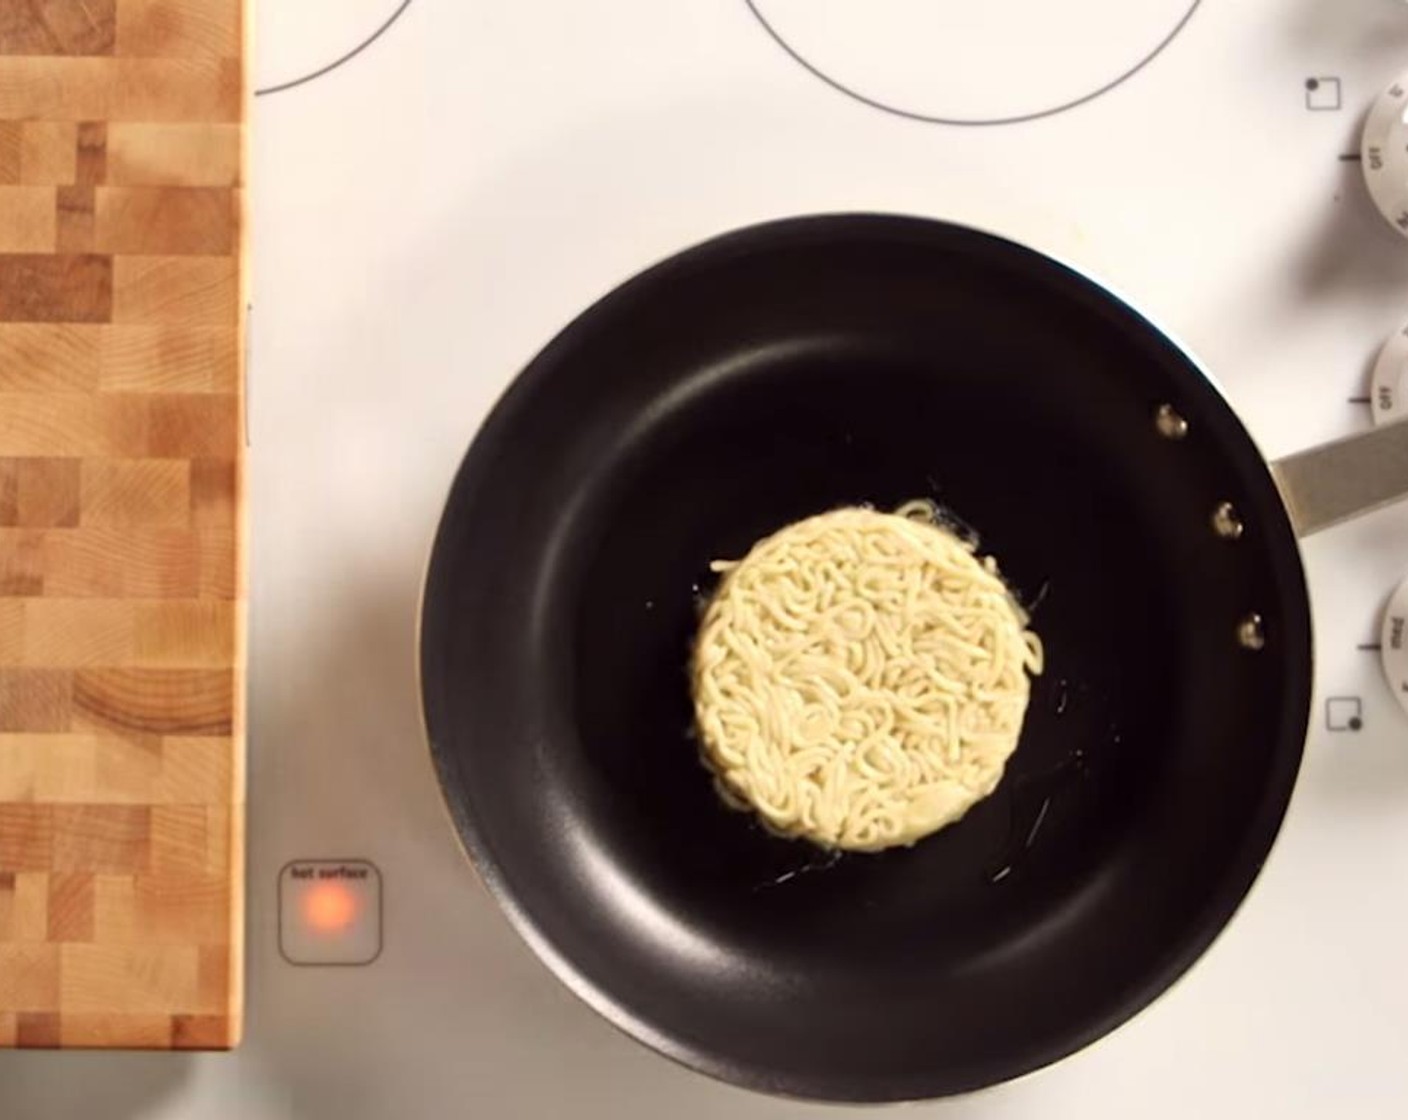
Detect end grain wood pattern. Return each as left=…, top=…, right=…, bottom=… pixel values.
left=0, top=0, right=244, bottom=1050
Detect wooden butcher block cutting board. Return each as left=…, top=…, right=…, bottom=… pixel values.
left=0, top=0, right=246, bottom=1049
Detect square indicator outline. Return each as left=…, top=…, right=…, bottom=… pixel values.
left=1304, top=76, right=1342, bottom=112
left=1324, top=696, right=1363, bottom=732
left=277, top=857, right=384, bottom=967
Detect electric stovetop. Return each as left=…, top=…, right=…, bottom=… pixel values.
left=5, top=2, right=1408, bottom=1116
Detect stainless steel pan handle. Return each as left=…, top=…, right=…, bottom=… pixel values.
left=1270, top=419, right=1408, bottom=537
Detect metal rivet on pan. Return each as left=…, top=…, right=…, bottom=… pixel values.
left=1237, top=613, right=1266, bottom=651
left=1212, top=502, right=1245, bottom=540
left=1154, top=404, right=1189, bottom=440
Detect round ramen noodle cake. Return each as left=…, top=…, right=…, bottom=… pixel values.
left=691, top=505, right=1043, bottom=852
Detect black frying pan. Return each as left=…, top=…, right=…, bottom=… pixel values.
left=420, top=215, right=1408, bottom=1101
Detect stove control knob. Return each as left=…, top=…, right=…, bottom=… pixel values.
left=1371, top=320, right=1408, bottom=425
left=1363, top=76, right=1408, bottom=237
left=1383, top=577, right=1408, bottom=718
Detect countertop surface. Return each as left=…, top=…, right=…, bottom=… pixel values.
left=0, top=0, right=246, bottom=1051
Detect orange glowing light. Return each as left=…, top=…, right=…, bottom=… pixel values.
left=304, top=882, right=357, bottom=932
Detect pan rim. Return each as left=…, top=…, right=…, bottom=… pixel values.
left=419, top=212, right=1314, bottom=1102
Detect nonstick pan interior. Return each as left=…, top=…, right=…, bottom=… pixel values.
left=420, top=215, right=1313, bottom=1100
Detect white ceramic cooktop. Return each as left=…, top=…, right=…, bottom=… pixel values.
left=5, top=2, right=1408, bottom=1117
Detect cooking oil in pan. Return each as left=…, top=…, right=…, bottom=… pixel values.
left=986, top=742, right=1090, bottom=885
